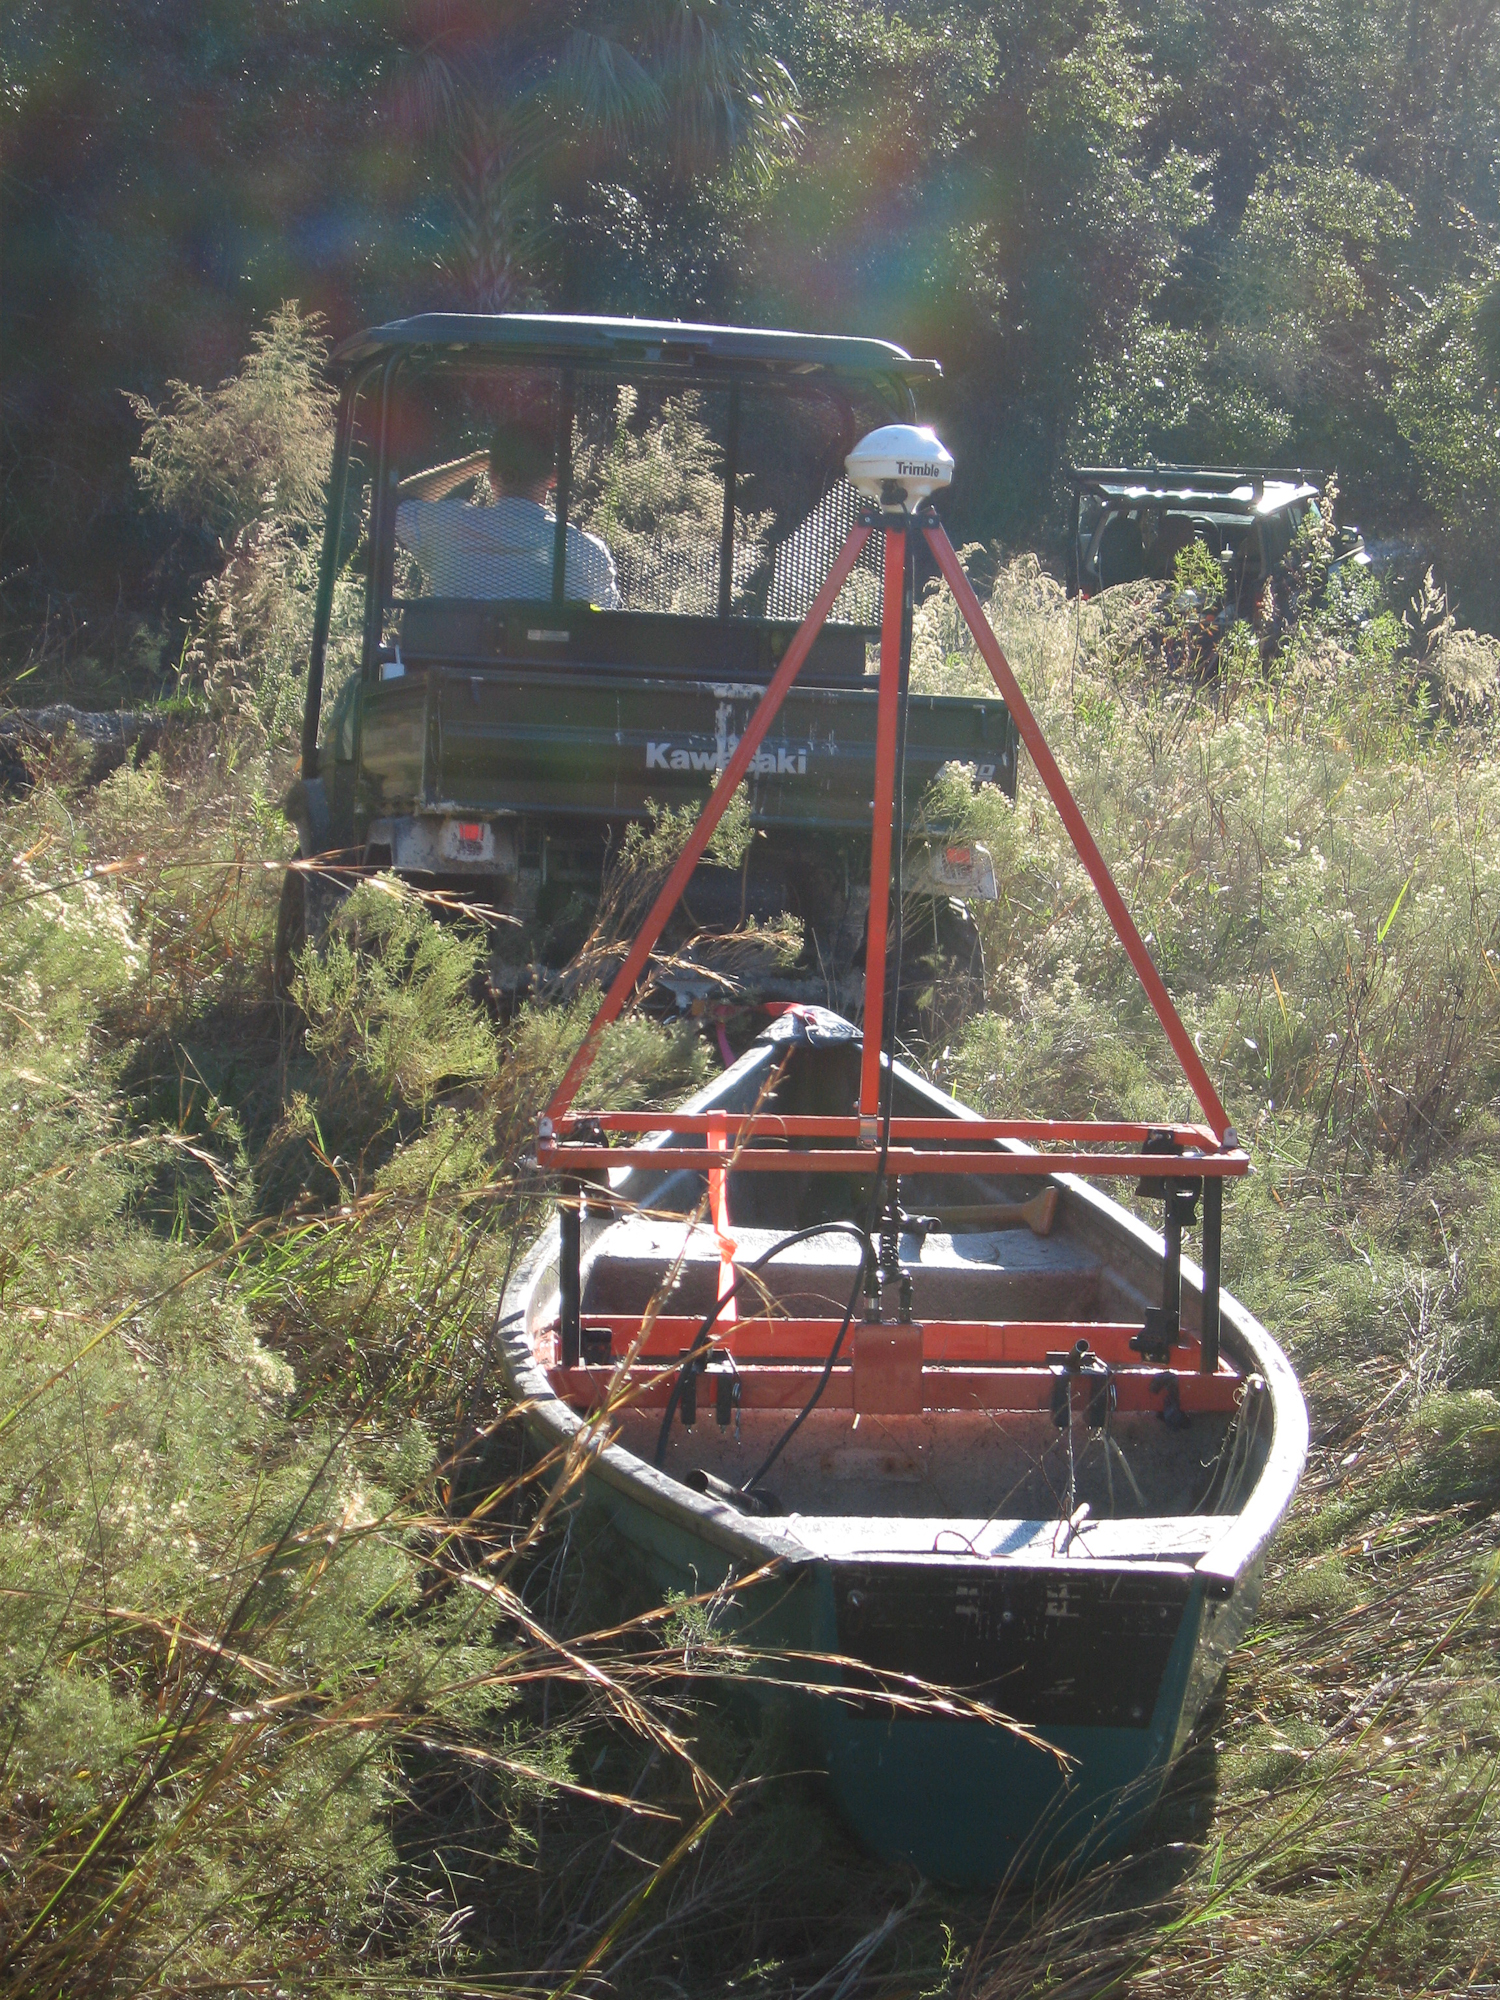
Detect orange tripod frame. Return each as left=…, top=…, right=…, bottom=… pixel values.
left=538, top=505, right=1244, bottom=1181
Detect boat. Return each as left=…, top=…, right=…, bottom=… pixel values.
left=497, top=421, right=1306, bottom=1883
left=499, top=1008, right=1306, bottom=1884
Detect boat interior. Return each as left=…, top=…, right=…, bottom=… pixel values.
left=528, top=1031, right=1271, bottom=1536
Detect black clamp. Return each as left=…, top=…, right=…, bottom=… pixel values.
left=1048, top=1338, right=1113, bottom=1430
left=677, top=1347, right=705, bottom=1428
left=714, top=1362, right=741, bottom=1431
left=1131, top=1311, right=1179, bottom=1365
left=677, top=1347, right=738, bottom=1431
left=1135, top=1128, right=1201, bottom=1217
left=1150, top=1371, right=1191, bottom=1429
left=878, top=1184, right=904, bottom=1279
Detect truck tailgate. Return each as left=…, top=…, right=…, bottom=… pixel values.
left=358, top=666, right=1016, bottom=831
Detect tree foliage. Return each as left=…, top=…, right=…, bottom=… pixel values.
left=6, top=0, right=1500, bottom=657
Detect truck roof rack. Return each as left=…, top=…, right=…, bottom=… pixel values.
left=334, top=313, right=942, bottom=384
left=1071, top=464, right=1326, bottom=497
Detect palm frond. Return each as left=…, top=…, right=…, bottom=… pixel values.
left=383, top=35, right=463, bottom=141
left=549, top=30, right=668, bottom=150
left=643, top=1, right=801, bottom=175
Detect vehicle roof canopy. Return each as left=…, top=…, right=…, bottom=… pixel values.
left=1071, top=464, right=1325, bottom=514
left=333, top=313, right=941, bottom=388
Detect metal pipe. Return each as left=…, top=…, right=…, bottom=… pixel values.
left=1200, top=1176, right=1222, bottom=1374
left=1162, top=1202, right=1183, bottom=1340
left=859, top=522, right=908, bottom=1120
left=558, top=1197, right=581, bottom=1367
left=551, top=1111, right=1231, bottom=1145
left=537, top=1144, right=1248, bottom=1177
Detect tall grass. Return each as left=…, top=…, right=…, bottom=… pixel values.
left=904, top=552, right=1500, bottom=1995
left=0, top=725, right=762, bottom=1995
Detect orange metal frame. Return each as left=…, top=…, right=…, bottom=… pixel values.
left=537, top=504, right=1246, bottom=1188
left=551, top=1361, right=1242, bottom=1419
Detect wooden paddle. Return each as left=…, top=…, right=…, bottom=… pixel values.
left=922, top=1187, right=1060, bottom=1237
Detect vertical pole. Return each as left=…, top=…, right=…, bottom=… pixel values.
left=717, top=383, right=740, bottom=620
left=859, top=523, right=908, bottom=1122
left=360, top=356, right=399, bottom=689
left=1162, top=1201, right=1183, bottom=1339
left=558, top=1196, right=581, bottom=1367
left=551, top=369, right=575, bottom=605
left=709, top=1127, right=737, bottom=1325
left=1200, top=1177, right=1222, bottom=1374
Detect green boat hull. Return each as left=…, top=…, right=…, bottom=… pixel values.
left=554, top=1450, right=1254, bottom=1884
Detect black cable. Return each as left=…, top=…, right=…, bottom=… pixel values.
left=652, top=1221, right=873, bottom=1469
left=739, top=521, right=916, bottom=1493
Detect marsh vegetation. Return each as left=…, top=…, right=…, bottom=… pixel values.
left=3, top=318, right=1498, bottom=1993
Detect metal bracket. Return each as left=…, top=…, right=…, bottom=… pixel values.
left=1151, top=1371, right=1191, bottom=1429
left=1048, top=1339, right=1113, bottom=1430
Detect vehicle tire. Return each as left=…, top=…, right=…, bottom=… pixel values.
left=273, top=867, right=306, bottom=1004
left=272, top=861, right=349, bottom=1002
left=888, top=898, right=987, bottom=1043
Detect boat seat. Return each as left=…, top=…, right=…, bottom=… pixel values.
left=581, top=1218, right=1106, bottom=1323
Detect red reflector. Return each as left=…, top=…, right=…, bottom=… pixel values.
left=459, top=822, right=483, bottom=843
left=945, top=845, right=971, bottom=866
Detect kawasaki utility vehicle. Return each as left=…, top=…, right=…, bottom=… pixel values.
left=284, top=315, right=1017, bottom=1016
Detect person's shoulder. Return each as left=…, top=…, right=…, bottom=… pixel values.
left=570, top=521, right=615, bottom=559
left=398, top=496, right=463, bottom=522
left=494, top=497, right=550, bottom=525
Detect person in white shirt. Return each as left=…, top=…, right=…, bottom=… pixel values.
left=394, top=422, right=620, bottom=607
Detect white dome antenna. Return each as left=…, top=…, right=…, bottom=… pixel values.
left=845, top=424, right=954, bottom=508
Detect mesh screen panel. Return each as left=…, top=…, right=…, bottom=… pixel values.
left=765, top=476, right=882, bottom=624
left=738, top=384, right=882, bottom=625
left=569, top=376, right=734, bottom=615
left=381, top=362, right=889, bottom=625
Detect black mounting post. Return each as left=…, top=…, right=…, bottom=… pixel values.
left=1200, top=1175, right=1222, bottom=1374
left=301, top=386, right=356, bottom=780
left=558, top=1194, right=581, bottom=1367
left=1133, top=1131, right=1199, bottom=1362
left=717, top=381, right=740, bottom=620
left=1161, top=1195, right=1184, bottom=1338
left=551, top=368, right=575, bottom=606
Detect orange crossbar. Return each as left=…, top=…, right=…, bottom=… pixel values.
left=549, top=1361, right=1241, bottom=1417
left=553, top=1113, right=1226, bottom=1146
left=537, top=1143, right=1248, bottom=1178
left=557, top=1314, right=1213, bottom=1370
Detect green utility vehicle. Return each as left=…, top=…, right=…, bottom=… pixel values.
left=284, top=315, right=1017, bottom=1013
left=1068, top=465, right=1367, bottom=608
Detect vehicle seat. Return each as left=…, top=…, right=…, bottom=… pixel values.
left=1151, top=515, right=1197, bottom=579
left=1095, top=513, right=1147, bottom=588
